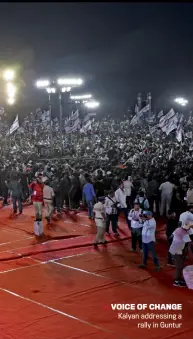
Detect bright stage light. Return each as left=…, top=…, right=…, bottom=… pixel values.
left=84, top=101, right=100, bottom=109
left=61, top=87, right=71, bottom=92
left=7, top=97, right=15, bottom=105
left=57, top=78, right=83, bottom=86
left=7, top=82, right=16, bottom=97
left=36, top=80, right=50, bottom=88
left=46, top=87, right=56, bottom=94
left=71, top=94, right=92, bottom=100
left=174, top=97, right=188, bottom=106
left=3, top=69, right=15, bottom=81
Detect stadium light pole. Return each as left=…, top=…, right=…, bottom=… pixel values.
left=36, top=77, right=83, bottom=156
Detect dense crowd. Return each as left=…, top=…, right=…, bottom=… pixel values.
left=1, top=112, right=193, bottom=288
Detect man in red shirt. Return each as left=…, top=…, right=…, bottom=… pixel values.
left=29, top=174, right=44, bottom=221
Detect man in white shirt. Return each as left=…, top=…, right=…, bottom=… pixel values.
left=43, top=180, right=55, bottom=224
left=105, top=191, right=119, bottom=236
left=159, top=178, right=175, bottom=216
left=93, top=197, right=107, bottom=247
left=139, top=211, right=160, bottom=271
left=128, top=203, right=143, bottom=251
left=179, top=205, right=193, bottom=225
left=115, top=182, right=130, bottom=228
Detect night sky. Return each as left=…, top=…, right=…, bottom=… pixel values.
left=0, top=2, right=193, bottom=118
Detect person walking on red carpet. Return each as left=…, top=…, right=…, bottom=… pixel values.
left=93, top=196, right=107, bottom=247
left=29, top=174, right=44, bottom=221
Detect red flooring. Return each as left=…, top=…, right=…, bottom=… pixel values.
left=0, top=205, right=193, bottom=339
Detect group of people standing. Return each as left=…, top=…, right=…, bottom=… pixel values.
left=83, top=176, right=193, bottom=288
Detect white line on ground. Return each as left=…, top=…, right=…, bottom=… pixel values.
left=52, top=261, right=106, bottom=279
left=0, top=236, right=34, bottom=247
left=0, top=234, right=90, bottom=255
left=0, top=287, right=126, bottom=338
left=0, top=252, right=90, bottom=274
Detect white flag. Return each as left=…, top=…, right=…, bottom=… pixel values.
left=138, top=104, right=150, bottom=118
left=130, top=115, right=139, bottom=126
left=80, top=120, right=92, bottom=133
left=65, top=110, right=80, bottom=133
left=7, top=115, right=19, bottom=135
left=158, top=110, right=163, bottom=118
left=169, top=148, right=173, bottom=160
left=176, top=126, right=183, bottom=142
left=159, top=109, right=178, bottom=135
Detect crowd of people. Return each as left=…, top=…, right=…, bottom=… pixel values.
left=1, top=111, right=193, bottom=288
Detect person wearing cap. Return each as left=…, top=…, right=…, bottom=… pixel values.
left=29, top=174, right=44, bottom=221
left=93, top=196, right=107, bottom=247
left=169, top=218, right=193, bottom=287
left=139, top=210, right=160, bottom=271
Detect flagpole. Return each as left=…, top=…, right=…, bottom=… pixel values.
left=137, top=93, right=142, bottom=111
left=59, top=92, right=63, bottom=156
left=48, top=93, right=53, bottom=152
left=147, top=92, right=152, bottom=119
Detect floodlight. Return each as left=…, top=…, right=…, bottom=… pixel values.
left=46, top=87, right=56, bottom=94
left=174, top=97, right=188, bottom=106
left=84, top=101, right=100, bottom=109
left=7, top=97, right=15, bottom=105
left=61, top=87, right=71, bottom=92
left=3, top=69, right=15, bottom=81
left=57, top=78, right=83, bottom=86
left=71, top=94, right=92, bottom=100
left=36, top=80, right=50, bottom=88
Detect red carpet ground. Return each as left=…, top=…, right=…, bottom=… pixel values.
left=0, top=205, right=192, bottom=339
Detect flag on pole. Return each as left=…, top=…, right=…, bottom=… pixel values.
left=157, top=110, right=163, bottom=118
left=80, top=119, right=92, bottom=133
left=169, top=148, right=173, bottom=160
left=7, top=115, right=19, bottom=135
left=130, top=115, right=139, bottom=126
left=159, top=109, right=178, bottom=135
left=137, top=104, right=150, bottom=118
left=65, top=110, right=80, bottom=133
left=176, top=125, right=183, bottom=142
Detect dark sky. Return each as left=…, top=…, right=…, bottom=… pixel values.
left=1, top=2, right=193, bottom=117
